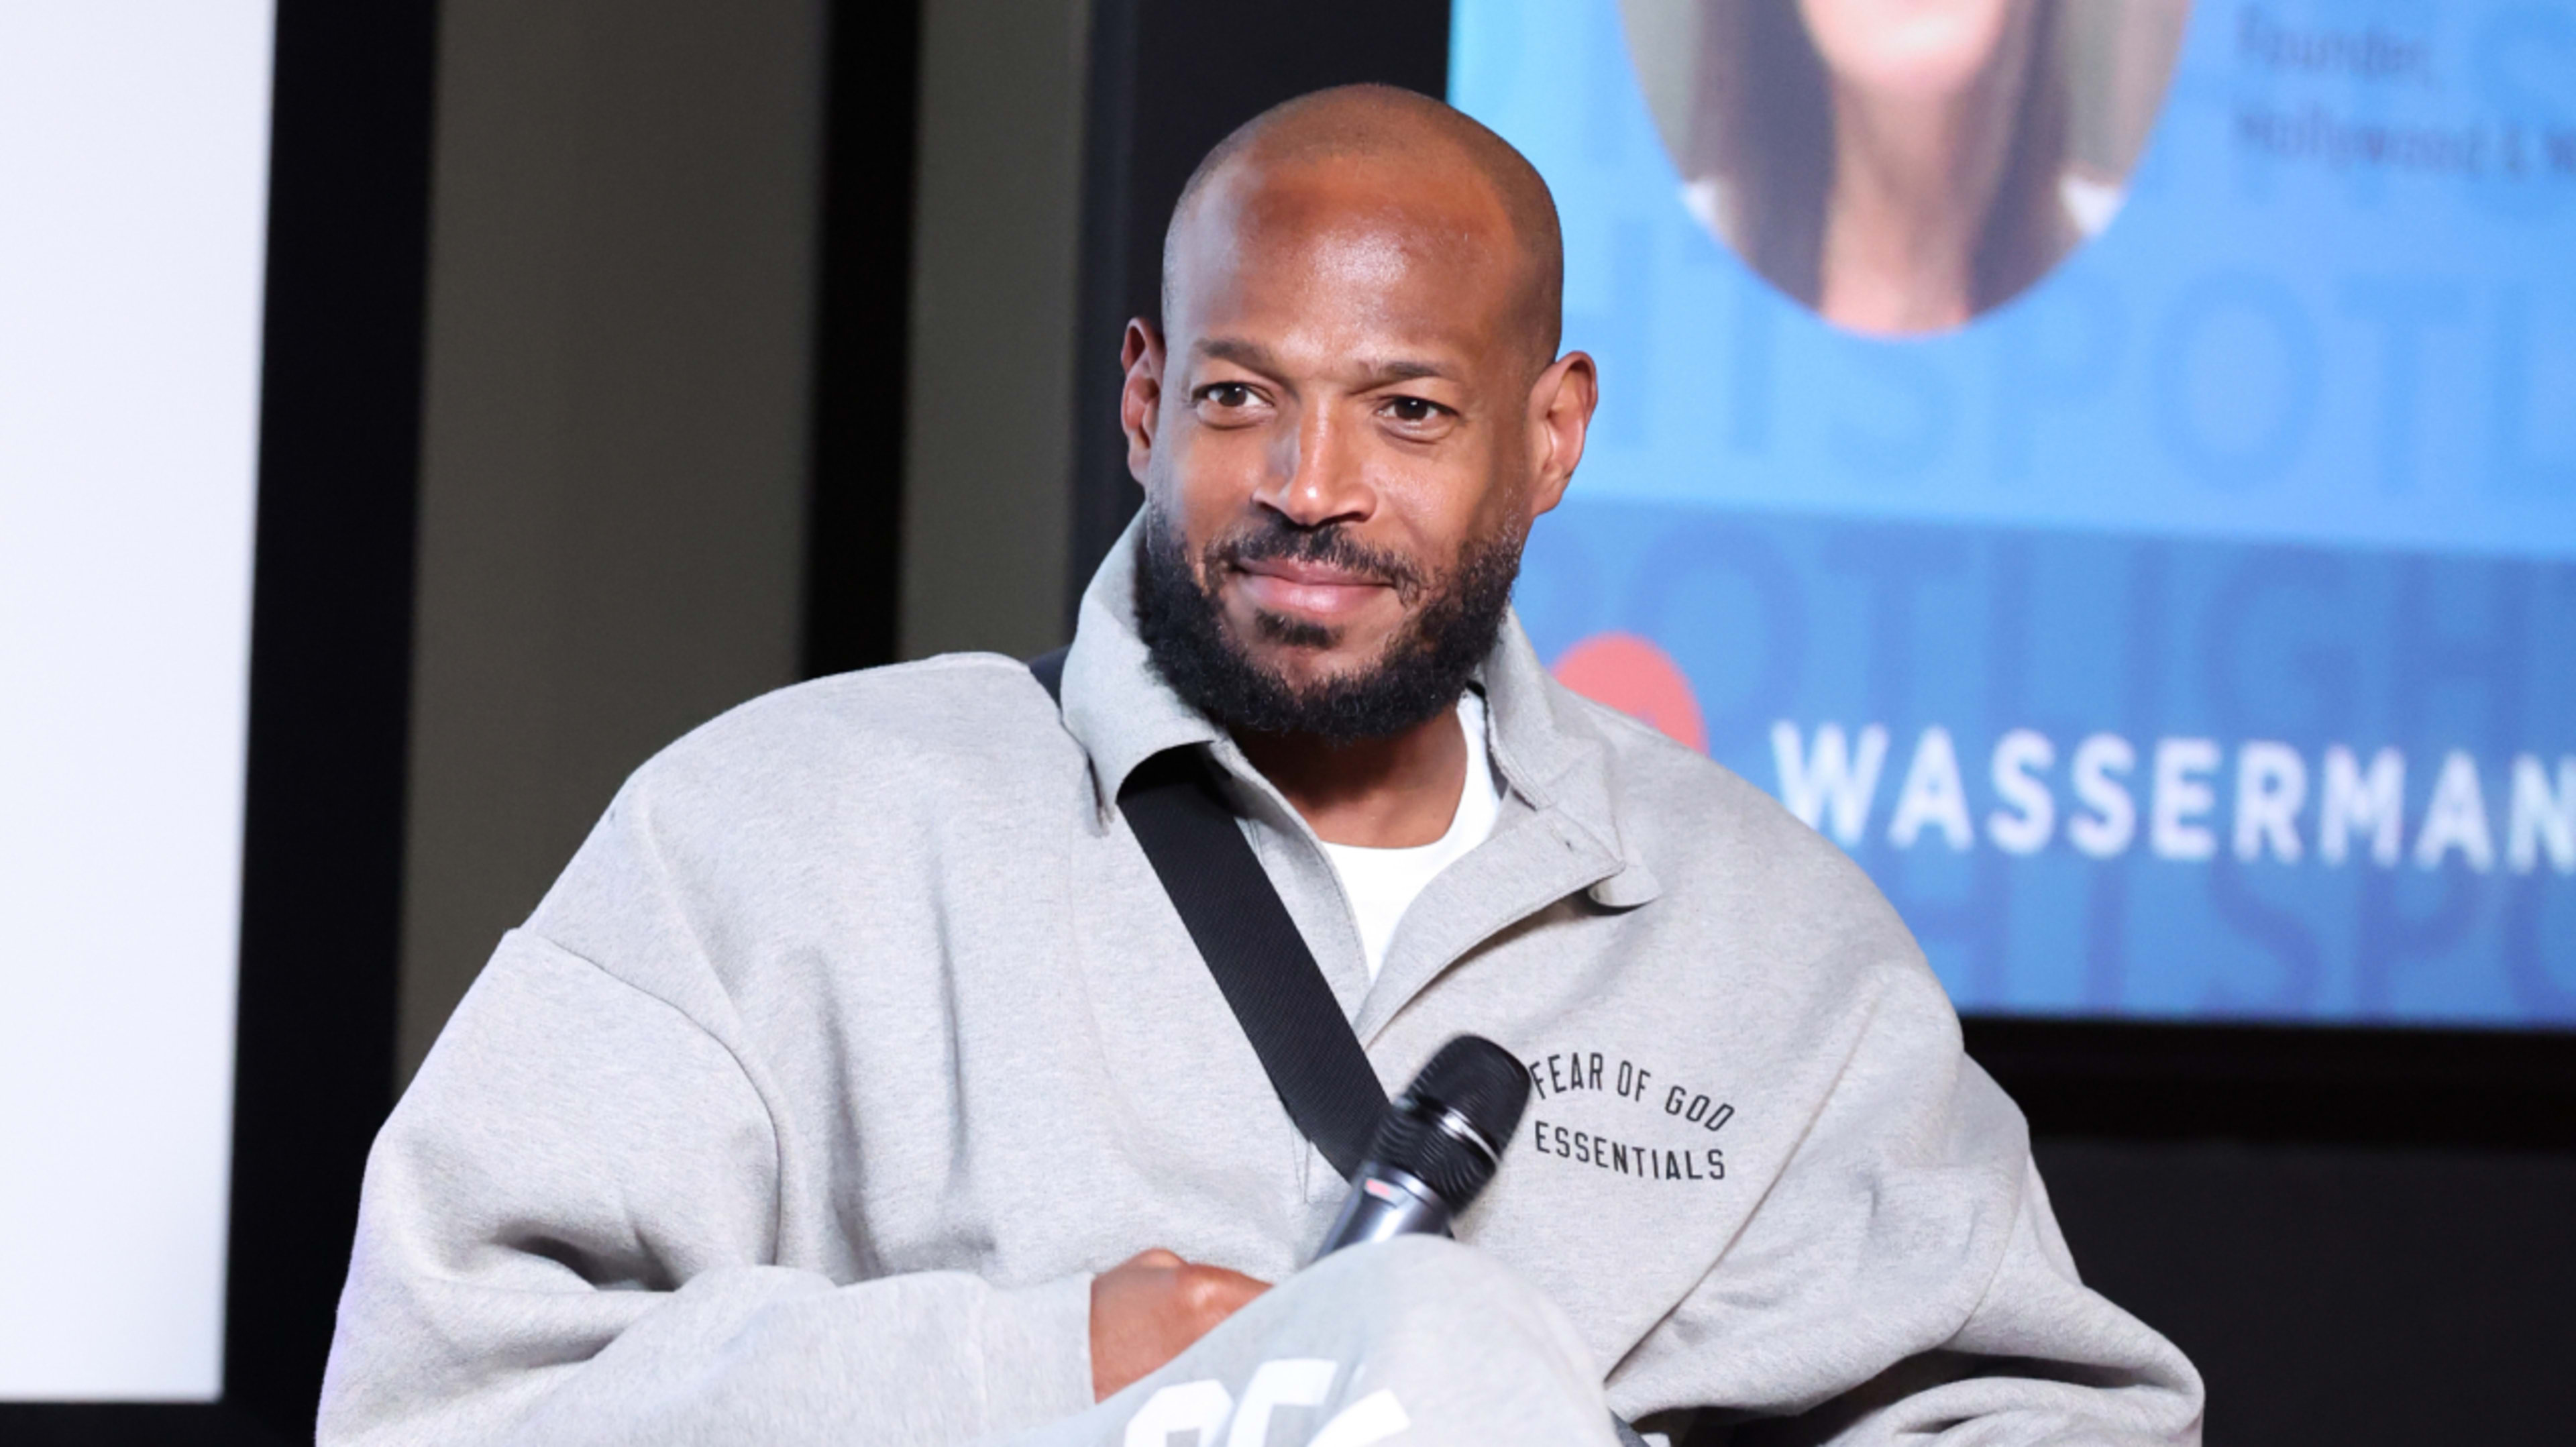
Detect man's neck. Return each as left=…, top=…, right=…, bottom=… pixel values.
left=1235, top=701, right=1468, bottom=849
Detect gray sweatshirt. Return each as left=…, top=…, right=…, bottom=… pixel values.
left=320, top=521, right=2203, bottom=1446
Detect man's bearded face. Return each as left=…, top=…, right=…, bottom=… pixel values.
left=1116, top=145, right=1580, bottom=744
left=1135, top=504, right=1521, bottom=745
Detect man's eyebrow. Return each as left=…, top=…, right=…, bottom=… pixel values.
left=1195, top=338, right=1455, bottom=388
left=1195, top=337, right=1282, bottom=372
left=1360, top=358, right=1450, bottom=385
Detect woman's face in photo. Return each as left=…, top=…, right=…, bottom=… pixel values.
left=1794, top=0, right=2030, bottom=99
left=1633, top=0, right=2192, bottom=331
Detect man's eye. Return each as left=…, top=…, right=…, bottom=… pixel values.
left=1385, top=396, right=1444, bottom=423
left=1201, top=384, right=1255, bottom=409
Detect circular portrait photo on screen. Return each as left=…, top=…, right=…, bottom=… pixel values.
left=1623, top=0, right=2192, bottom=335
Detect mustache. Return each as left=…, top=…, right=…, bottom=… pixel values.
left=1206, top=515, right=1427, bottom=598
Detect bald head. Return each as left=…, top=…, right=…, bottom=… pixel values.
left=1162, top=85, right=1564, bottom=372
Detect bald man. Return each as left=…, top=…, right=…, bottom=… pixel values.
left=320, top=88, right=2202, bottom=1447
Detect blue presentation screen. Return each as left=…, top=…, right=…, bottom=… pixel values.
left=1452, top=0, right=2576, bottom=1027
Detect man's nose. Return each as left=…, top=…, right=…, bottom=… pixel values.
left=1258, top=401, right=1374, bottom=529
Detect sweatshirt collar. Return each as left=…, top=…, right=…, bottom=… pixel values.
left=1056, top=516, right=1225, bottom=812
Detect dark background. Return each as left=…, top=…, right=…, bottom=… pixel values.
left=8, top=1, right=2571, bottom=1443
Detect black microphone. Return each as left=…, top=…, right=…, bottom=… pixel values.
left=1312, top=1034, right=1532, bottom=1261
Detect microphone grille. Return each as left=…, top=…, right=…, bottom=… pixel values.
left=1364, top=1034, right=1532, bottom=1208
left=1413, top=1034, right=1533, bottom=1144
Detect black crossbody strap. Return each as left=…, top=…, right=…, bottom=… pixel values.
left=1027, top=647, right=1069, bottom=702
left=1034, top=651, right=1652, bottom=1447
left=1030, top=648, right=1389, bottom=1178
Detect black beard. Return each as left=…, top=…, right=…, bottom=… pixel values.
left=1134, top=505, right=1523, bottom=747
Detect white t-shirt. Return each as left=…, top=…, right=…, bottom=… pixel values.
left=1317, top=692, right=1501, bottom=983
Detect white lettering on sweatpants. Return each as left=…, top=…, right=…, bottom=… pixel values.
left=1123, top=1362, right=1410, bottom=1447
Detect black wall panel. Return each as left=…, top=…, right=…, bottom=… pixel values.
left=804, top=0, right=926, bottom=678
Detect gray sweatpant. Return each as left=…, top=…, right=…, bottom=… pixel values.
left=1001, top=1238, right=1623, bottom=1447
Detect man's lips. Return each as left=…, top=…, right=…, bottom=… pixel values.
left=1228, top=557, right=1395, bottom=622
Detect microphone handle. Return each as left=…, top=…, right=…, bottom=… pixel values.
left=1312, top=1164, right=1454, bottom=1262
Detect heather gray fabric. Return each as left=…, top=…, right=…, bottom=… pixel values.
left=320, top=517, right=2204, bottom=1446
left=1012, top=1237, right=1619, bottom=1447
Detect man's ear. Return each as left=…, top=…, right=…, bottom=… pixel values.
left=1525, top=350, right=1598, bottom=519
left=1120, top=319, right=1165, bottom=486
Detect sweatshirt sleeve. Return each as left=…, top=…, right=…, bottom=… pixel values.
left=316, top=930, right=1096, bottom=1447
left=1611, top=964, right=2204, bottom=1447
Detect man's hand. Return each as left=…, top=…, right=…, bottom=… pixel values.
left=1089, top=1248, right=1271, bottom=1401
